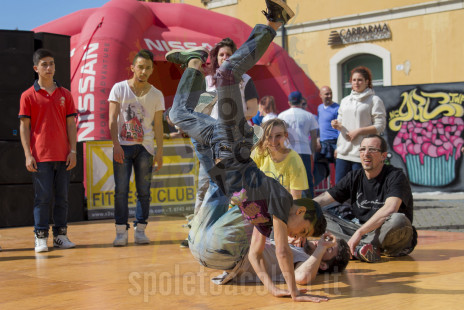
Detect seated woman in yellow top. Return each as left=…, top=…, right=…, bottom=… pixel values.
left=252, top=118, right=308, bottom=199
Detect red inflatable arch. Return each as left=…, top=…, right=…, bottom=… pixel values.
left=34, top=0, right=321, bottom=141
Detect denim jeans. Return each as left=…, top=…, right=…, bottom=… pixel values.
left=170, top=24, right=276, bottom=269
left=113, top=144, right=153, bottom=226
left=192, top=139, right=215, bottom=215
left=324, top=211, right=417, bottom=256
left=32, top=161, right=71, bottom=236
left=335, top=158, right=362, bottom=184
left=169, top=24, right=276, bottom=163
left=188, top=181, right=252, bottom=270
left=298, top=153, right=315, bottom=198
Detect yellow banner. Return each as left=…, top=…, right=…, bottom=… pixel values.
left=86, top=139, right=198, bottom=219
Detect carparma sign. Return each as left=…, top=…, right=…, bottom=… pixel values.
left=328, top=23, right=391, bottom=46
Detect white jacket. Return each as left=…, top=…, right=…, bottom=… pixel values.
left=336, top=88, right=386, bottom=163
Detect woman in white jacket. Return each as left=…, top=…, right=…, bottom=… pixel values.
left=331, top=66, right=386, bottom=183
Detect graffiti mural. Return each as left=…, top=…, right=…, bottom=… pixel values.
left=375, top=83, right=464, bottom=192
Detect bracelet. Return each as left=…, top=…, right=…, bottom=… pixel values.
left=71, top=150, right=77, bottom=154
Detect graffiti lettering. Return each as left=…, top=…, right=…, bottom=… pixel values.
left=389, top=89, right=464, bottom=131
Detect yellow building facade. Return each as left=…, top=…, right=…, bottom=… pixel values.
left=171, top=0, right=464, bottom=102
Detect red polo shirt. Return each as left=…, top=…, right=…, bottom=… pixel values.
left=19, top=80, right=77, bottom=162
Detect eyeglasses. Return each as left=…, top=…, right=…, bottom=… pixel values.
left=359, top=147, right=383, bottom=154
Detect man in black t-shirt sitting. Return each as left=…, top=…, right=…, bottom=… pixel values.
left=314, top=134, right=417, bottom=263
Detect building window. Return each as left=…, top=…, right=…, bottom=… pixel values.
left=329, top=43, right=391, bottom=102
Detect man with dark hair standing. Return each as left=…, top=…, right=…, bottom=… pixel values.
left=108, top=49, right=165, bottom=246
left=314, top=134, right=417, bottom=262
left=19, top=48, right=77, bottom=253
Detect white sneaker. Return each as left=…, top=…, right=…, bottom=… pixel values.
left=35, top=236, right=49, bottom=253
left=53, top=235, right=76, bottom=249
left=134, top=223, right=150, bottom=244
left=113, top=224, right=128, bottom=246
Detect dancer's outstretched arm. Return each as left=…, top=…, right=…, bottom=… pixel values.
left=248, top=219, right=328, bottom=303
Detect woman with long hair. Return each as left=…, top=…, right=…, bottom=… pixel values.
left=258, top=95, right=278, bottom=124
left=252, top=118, right=308, bottom=199
left=331, top=66, right=386, bottom=183
left=206, top=37, right=259, bottom=121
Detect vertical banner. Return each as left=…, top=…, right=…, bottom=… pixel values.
left=86, top=138, right=197, bottom=219
left=376, top=82, right=464, bottom=192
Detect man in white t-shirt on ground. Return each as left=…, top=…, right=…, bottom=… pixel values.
left=278, top=91, right=319, bottom=198
left=108, top=49, right=165, bottom=246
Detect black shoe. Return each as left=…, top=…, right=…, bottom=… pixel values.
left=262, top=0, right=295, bottom=25
left=165, top=47, right=209, bottom=68
left=180, top=238, right=189, bottom=248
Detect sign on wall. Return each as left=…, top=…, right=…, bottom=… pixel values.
left=328, top=23, right=391, bottom=46
left=86, top=139, right=198, bottom=219
left=375, top=82, right=464, bottom=192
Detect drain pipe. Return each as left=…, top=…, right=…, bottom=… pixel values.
left=281, top=0, right=288, bottom=52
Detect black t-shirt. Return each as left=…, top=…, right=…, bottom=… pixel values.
left=244, top=79, right=259, bottom=102
left=328, top=165, right=413, bottom=224
left=208, top=157, right=293, bottom=237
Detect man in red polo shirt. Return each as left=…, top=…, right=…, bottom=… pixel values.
left=19, top=48, right=77, bottom=253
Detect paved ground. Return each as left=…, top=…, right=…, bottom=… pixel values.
left=413, top=192, right=464, bottom=232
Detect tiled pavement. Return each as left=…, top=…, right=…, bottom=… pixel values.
left=413, top=192, right=464, bottom=232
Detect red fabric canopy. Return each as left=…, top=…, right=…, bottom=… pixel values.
left=34, top=0, right=321, bottom=141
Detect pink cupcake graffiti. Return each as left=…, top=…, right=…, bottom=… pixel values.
left=393, top=116, right=464, bottom=186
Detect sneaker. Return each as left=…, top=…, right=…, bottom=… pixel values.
left=262, top=0, right=295, bottom=25
left=180, top=238, right=189, bottom=248
left=165, top=47, right=210, bottom=67
left=134, top=223, right=150, bottom=244
left=194, top=92, right=217, bottom=115
left=53, top=235, right=76, bottom=249
left=113, top=224, right=128, bottom=247
left=356, top=244, right=381, bottom=263
left=35, top=236, right=48, bottom=253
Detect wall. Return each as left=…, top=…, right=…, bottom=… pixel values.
left=186, top=0, right=464, bottom=98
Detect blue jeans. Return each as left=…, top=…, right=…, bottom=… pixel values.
left=299, top=153, right=315, bottom=198
left=335, top=158, right=362, bottom=184
left=188, top=182, right=252, bottom=270
left=113, top=144, right=153, bottom=226
left=192, top=139, right=215, bottom=215
left=170, top=24, right=276, bottom=163
left=32, top=161, right=71, bottom=236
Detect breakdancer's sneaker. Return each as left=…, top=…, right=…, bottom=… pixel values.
left=165, top=47, right=209, bottom=67
left=194, top=91, right=217, bottom=115
left=356, top=244, right=381, bottom=263
left=262, top=0, right=295, bottom=25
